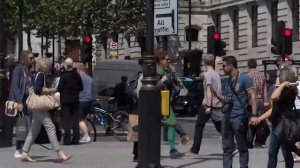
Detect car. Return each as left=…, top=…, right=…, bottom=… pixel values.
left=172, top=77, right=204, bottom=117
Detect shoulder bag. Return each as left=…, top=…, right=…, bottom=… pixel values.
left=26, top=72, right=59, bottom=112
left=5, top=68, right=25, bottom=117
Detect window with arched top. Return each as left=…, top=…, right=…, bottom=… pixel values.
left=185, top=28, right=199, bottom=41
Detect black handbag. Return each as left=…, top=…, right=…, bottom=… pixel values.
left=35, top=121, right=61, bottom=144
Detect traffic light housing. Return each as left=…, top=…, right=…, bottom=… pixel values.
left=207, top=26, right=226, bottom=56
left=284, top=28, right=292, bottom=55
left=81, top=35, right=93, bottom=63
left=272, top=21, right=293, bottom=58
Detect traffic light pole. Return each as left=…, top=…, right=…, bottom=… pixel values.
left=137, top=0, right=161, bottom=167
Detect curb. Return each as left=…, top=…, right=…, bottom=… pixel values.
left=177, top=117, right=197, bottom=123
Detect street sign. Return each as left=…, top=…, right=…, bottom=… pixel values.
left=110, top=42, right=118, bottom=49
left=154, top=0, right=178, bottom=36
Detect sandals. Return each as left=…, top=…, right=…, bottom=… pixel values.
left=58, top=155, right=72, bottom=163
left=20, top=153, right=36, bottom=162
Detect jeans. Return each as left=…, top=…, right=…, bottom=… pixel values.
left=222, top=116, right=249, bottom=168
left=174, top=124, right=186, bottom=137
left=267, top=131, right=294, bottom=168
left=190, top=108, right=222, bottom=154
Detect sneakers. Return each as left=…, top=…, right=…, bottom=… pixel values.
left=14, top=150, right=22, bottom=158
left=79, top=136, right=91, bottom=143
left=180, top=135, right=190, bottom=145
left=170, top=149, right=184, bottom=159
left=233, top=149, right=239, bottom=157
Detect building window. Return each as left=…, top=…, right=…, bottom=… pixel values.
left=292, top=0, right=299, bottom=41
left=186, top=28, right=199, bottom=41
left=251, top=5, right=258, bottom=47
left=233, top=9, right=239, bottom=50
left=215, top=13, right=222, bottom=32
left=271, top=1, right=278, bottom=40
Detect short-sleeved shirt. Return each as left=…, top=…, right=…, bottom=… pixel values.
left=202, top=69, right=222, bottom=108
left=79, top=73, right=93, bottom=102
left=223, top=73, right=253, bottom=118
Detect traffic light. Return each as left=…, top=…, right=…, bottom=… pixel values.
left=284, top=28, right=292, bottom=55
left=271, top=38, right=278, bottom=55
left=81, top=35, right=93, bottom=63
left=214, top=32, right=226, bottom=56
left=207, top=26, right=215, bottom=55
left=207, top=26, right=226, bottom=56
left=272, top=21, right=293, bottom=58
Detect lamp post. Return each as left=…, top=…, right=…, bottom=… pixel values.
left=137, top=0, right=161, bottom=167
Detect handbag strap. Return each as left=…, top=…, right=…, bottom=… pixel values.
left=35, top=72, right=46, bottom=87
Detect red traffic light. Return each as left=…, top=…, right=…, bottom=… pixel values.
left=284, top=28, right=292, bottom=37
left=85, top=36, right=91, bottom=44
left=213, top=32, right=220, bottom=40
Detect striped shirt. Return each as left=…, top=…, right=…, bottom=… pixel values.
left=248, top=69, right=266, bottom=99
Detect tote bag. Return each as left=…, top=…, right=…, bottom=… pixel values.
left=26, top=72, right=59, bottom=112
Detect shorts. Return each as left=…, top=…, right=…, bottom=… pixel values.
left=79, top=100, right=94, bottom=119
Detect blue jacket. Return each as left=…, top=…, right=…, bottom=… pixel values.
left=9, top=65, right=26, bottom=103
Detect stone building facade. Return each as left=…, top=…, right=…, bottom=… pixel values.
left=179, top=0, right=300, bottom=73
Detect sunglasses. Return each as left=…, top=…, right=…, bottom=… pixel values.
left=222, top=64, right=231, bottom=68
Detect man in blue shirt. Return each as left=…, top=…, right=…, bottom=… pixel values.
left=212, top=56, right=257, bottom=168
left=77, top=63, right=94, bottom=143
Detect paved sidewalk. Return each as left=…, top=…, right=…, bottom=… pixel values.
left=0, top=137, right=294, bottom=168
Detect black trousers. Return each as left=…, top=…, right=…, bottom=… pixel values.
left=61, top=102, right=80, bottom=144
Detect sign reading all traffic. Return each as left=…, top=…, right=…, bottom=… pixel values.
left=154, top=0, right=178, bottom=36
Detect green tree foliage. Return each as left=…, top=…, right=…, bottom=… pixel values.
left=4, top=0, right=146, bottom=39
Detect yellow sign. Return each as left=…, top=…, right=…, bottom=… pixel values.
left=161, top=90, right=170, bottom=116
left=110, top=51, right=118, bottom=59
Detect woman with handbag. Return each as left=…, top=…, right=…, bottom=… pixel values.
left=20, top=58, right=71, bottom=162
left=251, top=67, right=300, bottom=168
left=9, top=51, right=34, bottom=158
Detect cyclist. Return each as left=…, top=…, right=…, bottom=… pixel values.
left=77, top=63, right=94, bottom=143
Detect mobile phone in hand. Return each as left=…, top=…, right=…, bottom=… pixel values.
left=289, top=82, right=299, bottom=86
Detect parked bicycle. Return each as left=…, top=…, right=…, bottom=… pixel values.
left=83, top=96, right=129, bottom=142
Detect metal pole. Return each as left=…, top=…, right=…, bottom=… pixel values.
left=188, top=0, right=191, bottom=52
left=0, top=0, right=6, bottom=70
left=18, top=0, right=23, bottom=61
left=52, top=35, right=55, bottom=75
left=137, top=0, right=161, bottom=167
left=0, top=0, right=6, bottom=69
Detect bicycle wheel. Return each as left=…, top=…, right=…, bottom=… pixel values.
left=112, top=111, right=129, bottom=142
left=85, top=118, right=97, bottom=142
